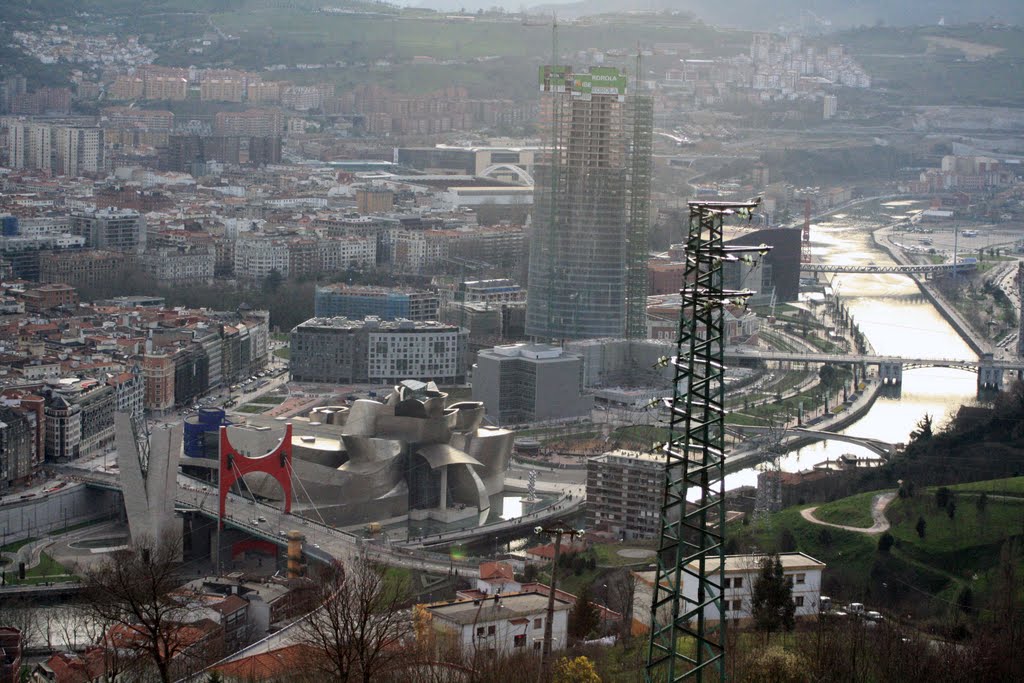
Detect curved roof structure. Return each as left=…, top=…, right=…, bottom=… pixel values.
left=415, top=443, right=483, bottom=470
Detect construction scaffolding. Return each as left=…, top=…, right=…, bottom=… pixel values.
left=646, top=200, right=765, bottom=683
left=528, top=64, right=652, bottom=341
left=626, top=84, right=654, bottom=339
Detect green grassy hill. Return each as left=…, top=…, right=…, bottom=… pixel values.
left=729, top=476, right=1024, bottom=621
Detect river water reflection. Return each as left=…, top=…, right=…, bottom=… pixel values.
left=725, top=204, right=980, bottom=491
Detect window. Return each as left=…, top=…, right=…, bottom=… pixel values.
left=795, top=573, right=806, bottom=585
left=729, top=600, right=743, bottom=612
left=795, top=596, right=805, bottom=607
left=733, top=577, right=743, bottom=589
left=534, top=618, right=543, bottom=629
left=514, top=634, right=526, bottom=648
left=477, top=627, right=485, bottom=637
left=488, top=625, right=496, bottom=636
left=533, top=641, right=542, bottom=650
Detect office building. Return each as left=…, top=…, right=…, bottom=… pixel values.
left=314, top=284, right=439, bottom=321
left=471, top=343, right=591, bottom=425
left=527, top=66, right=653, bottom=340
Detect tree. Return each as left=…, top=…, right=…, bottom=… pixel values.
left=299, top=555, right=411, bottom=682
left=79, top=533, right=204, bottom=683
left=915, top=516, right=927, bottom=539
left=976, top=492, right=988, bottom=515
left=817, top=527, right=834, bottom=548
left=947, top=499, right=957, bottom=520
left=911, top=414, right=933, bottom=442
left=878, top=532, right=895, bottom=553
left=552, top=656, right=602, bottom=683
left=751, top=555, right=796, bottom=641
left=818, top=363, right=838, bottom=391
left=606, top=569, right=639, bottom=642
left=568, top=584, right=600, bottom=642
left=935, top=486, right=952, bottom=509
left=957, top=586, right=974, bottom=615
left=262, top=267, right=283, bottom=293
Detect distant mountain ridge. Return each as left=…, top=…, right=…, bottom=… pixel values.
left=421, top=0, right=1023, bottom=29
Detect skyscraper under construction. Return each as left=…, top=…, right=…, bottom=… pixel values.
left=526, top=65, right=653, bottom=340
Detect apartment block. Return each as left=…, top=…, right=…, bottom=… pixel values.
left=586, top=450, right=663, bottom=539
left=290, top=317, right=467, bottom=385
left=70, top=208, right=146, bottom=253
left=55, top=126, right=104, bottom=175
left=314, top=284, right=439, bottom=321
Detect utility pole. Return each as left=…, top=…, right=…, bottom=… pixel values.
left=534, top=523, right=584, bottom=661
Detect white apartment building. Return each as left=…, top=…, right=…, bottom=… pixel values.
left=6, top=121, right=52, bottom=172
left=55, top=126, right=104, bottom=175
left=393, top=229, right=449, bottom=271
left=367, top=321, right=465, bottom=384
left=137, top=245, right=216, bottom=286
left=318, top=236, right=376, bottom=271
left=684, top=553, right=826, bottom=625
left=16, top=216, right=73, bottom=237
left=291, top=317, right=466, bottom=384
left=233, top=237, right=290, bottom=280
left=425, top=592, right=571, bottom=655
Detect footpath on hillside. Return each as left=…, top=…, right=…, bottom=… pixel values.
left=800, top=491, right=897, bottom=534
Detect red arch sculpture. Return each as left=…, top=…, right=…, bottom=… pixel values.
left=219, top=424, right=293, bottom=525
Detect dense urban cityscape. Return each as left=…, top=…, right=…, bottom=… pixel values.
left=0, top=0, right=1023, bottom=681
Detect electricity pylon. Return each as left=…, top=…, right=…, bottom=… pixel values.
left=646, top=199, right=767, bottom=683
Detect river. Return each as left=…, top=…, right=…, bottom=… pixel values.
left=724, top=201, right=980, bottom=491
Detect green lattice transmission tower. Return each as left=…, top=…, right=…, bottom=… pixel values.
left=646, top=200, right=766, bottom=683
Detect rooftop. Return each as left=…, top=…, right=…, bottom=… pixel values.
left=427, top=591, right=571, bottom=625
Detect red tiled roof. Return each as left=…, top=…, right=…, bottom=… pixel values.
left=212, top=643, right=320, bottom=681
left=479, top=561, right=514, bottom=582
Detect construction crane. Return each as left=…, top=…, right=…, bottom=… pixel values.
left=646, top=199, right=768, bottom=683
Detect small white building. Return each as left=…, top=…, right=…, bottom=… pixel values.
left=424, top=591, right=571, bottom=655
left=633, top=553, right=826, bottom=631
left=684, top=552, right=826, bottom=624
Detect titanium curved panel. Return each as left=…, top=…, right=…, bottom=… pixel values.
left=415, top=443, right=483, bottom=469
left=340, top=436, right=403, bottom=473
left=454, top=427, right=515, bottom=496
left=374, top=414, right=454, bottom=443
left=345, top=399, right=384, bottom=436
left=449, top=401, right=485, bottom=433
left=448, top=463, right=491, bottom=515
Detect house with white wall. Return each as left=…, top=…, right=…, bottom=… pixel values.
left=423, top=591, right=571, bottom=655
left=633, top=552, right=826, bottom=631
left=686, top=552, right=826, bottom=624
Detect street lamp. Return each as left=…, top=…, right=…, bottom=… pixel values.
left=534, top=524, right=584, bottom=661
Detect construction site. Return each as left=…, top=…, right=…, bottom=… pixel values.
left=526, top=63, right=654, bottom=341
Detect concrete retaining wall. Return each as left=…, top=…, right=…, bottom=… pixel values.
left=0, top=484, right=122, bottom=546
